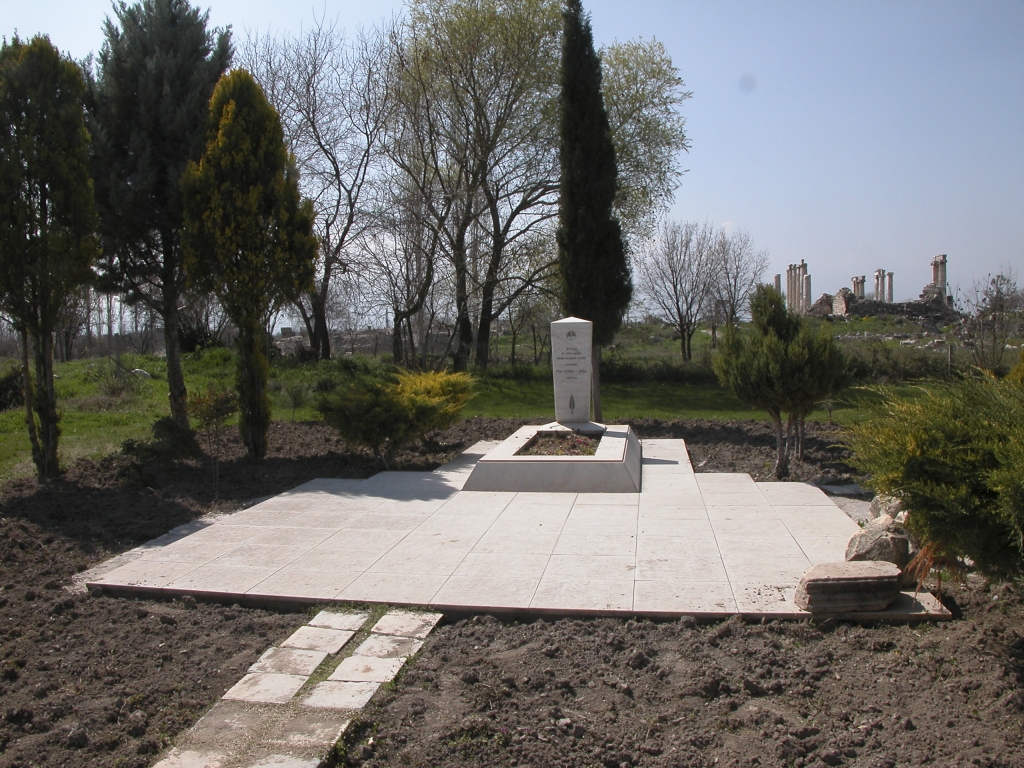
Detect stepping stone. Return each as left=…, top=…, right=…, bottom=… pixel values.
left=309, top=610, right=368, bottom=631
left=281, top=626, right=354, bottom=654
left=794, top=561, right=901, bottom=614
left=353, top=633, right=423, bottom=659
left=152, top=749, right=226, bottom=768
left=250, top=647, right=327, bottom=676
left=302, top=680, right=380, bottom=710
left=328, top=655, right=406, bottom=683
left=371, top=610, right=443, bottom=639
left=263, top=710, right=351, bottom=750
left=249, top=756, right=321, bottom=768
left=222, top=672, right=307, bottom=704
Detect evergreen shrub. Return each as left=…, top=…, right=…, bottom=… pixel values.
left=847, top=376, right=1024, bottom=579
left=317, top=370, right=473, bottom=467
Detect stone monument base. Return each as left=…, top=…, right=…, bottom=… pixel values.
left=462, top=422, right=642, bottom=493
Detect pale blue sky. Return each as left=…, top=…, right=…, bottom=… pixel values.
left=6, top=0, right=1023, bottom=301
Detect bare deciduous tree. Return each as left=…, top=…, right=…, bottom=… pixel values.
left=712, top=228, right=770, bottom=326
left=241, top=18, right=396, bottom=360
left=956, top=272, right=1023, bottom=373
left=387, top=0, right=562, bottom=370
left=638, top=220, right=717, bottom=361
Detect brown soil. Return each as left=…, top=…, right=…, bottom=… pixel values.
left=0, top=418, right=1018, bottom=768
left=518, top=432, right=600, bottom=457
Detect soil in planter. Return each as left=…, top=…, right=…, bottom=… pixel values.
left=517, top=431, right=600, bottom=456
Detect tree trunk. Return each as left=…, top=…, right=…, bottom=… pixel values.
left=163, top=300, right=189, bottom=429
left=32, top=330, right=61, bottom=479
left=592, top=342, right=603, bottom=423
left=452, top=253, right=474, bottom=371
left=772, top=410, right=789, bottom=479
left=236, top=324, right=270, bottom=462
left=392, top=313, right=404, bottom=364
left=313, top=301, right=331, bottom=360
left=20, top=329, right=43, bottom=478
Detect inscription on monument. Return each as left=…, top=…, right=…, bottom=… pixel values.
left=551, top=317, right=592, bottom=424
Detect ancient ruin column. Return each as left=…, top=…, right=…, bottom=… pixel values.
left=938, top=255, right=947, bottom=296
left=803, top=274, right=811, bottom=314
left=931, top=257, right=939, bottom=288
left=886, top=272, right=893, bottom=304
left=774, top=274, right=782, bottom=295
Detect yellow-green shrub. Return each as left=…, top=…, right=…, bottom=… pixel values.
left=846, top=376, right=1024, bottom=579
left=316, top=370, right=473, bottom=467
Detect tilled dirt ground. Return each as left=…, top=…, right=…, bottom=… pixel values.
left=0, top=418, right=1019, bottom=768
left=349, top=582, right=1023, bottom=768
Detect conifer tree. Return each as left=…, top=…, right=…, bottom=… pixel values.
left=0, top=36, right=99, bottom=479
left=90, top=0, right=231, bottom=429
left=715, top=285, right=848, bottom=478
left=181, top=70, right=317, bottom=462
left=556, top=0, right=631, bottom=422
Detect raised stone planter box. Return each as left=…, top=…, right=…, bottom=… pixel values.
left=462, top=422, right=642, bottom=493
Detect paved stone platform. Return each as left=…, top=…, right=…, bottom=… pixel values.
left=87, top=440, right=948, bottom=620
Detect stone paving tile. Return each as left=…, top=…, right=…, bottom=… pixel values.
left=757, top=481, right=832, bottom=505
left=532, top=578, right=634, bottom=611
left=168, top=564, right=281, bottom=595
left=450, top=552, right=550, bottom=580
left=552, top=533, right=636, bottom=557
left=249, top=756, right=321, bottom=768
left=338, top=571, right=449, bottom=604
left=793, top=535, right=850, bottom=563
left=299, top=548, right=389, bottom=573
left=634, top=555, right=728, bottom=581
left=633, top=580, right=737, bottom=614
left=353, top=633, right=424, bottom=658
left=262, top=709, right=351, bottom=749
left=219, top=509, right=305, bottom=528
left=249, top=647, right=327, bottom=676
left=636, top=516, right=713, bottom=537
left=470, top=531, right=560, bottom=555
left=214, top=544, right=313, bottom=569
left=371, top=610, right=444, bottom=638
left=152, top=749, right=227, bottom=768
left=542, top=554, right=636, bottom=581
left=280, top=626, right=354, bottom=654
left=635, top=535, right=717, bottom=559
left=145, top=540, right=242, bottom=564
left=246, top=527, right=339, bottom=548
left=328, top=655, right=406, bottom=683
left=222, top=673, right=308, bottom=704
left=308, top=610, right=369, bottom=631
left=721, top=557, right=812, bottom=584
left=247, top=567, right=360, bottom=600
left=91, top=559, right=199, bottom=588
left=177, top=524, right=268, bottom=544
left=302, top=680, right=380, bottom=710
left=317, top=528, right=409, bottom=550
left=732, top=584, right=803, bottom=614
left=561, top=508, right=639, bottom=536
left=431, top=575, right=539, bottom=608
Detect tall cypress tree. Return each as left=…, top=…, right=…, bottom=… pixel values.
left=556, top=0, right=631, bottom=422
left=89, top=0, right=231, bottom=430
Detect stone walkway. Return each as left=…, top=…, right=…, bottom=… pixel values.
left=87, top=439, right=945, bottom=619
left=155, top=607, right=442, bottom=768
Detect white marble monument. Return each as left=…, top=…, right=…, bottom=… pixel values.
left=462, top=317, right=642, bottom=493
left=551, top=317, right=592, bottom=424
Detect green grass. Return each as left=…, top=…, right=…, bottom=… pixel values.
left=0, top=342, right=930, bottom=482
